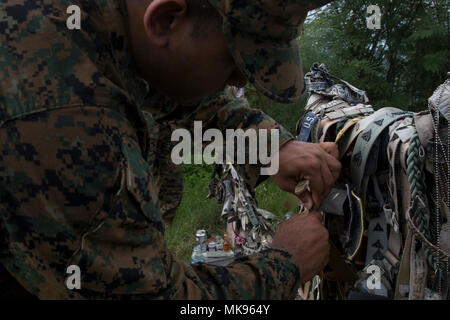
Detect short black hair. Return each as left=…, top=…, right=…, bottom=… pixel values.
left=133, top=0, right=222, bottom=38
left=188, top=0, right=222, bottom=38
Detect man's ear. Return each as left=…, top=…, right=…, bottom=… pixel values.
left=143, top=0, right=188, bottom=47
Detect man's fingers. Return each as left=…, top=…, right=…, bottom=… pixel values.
left=305, top=159, right=330, bottom=209
left=307, top=176, right=324, bottom=210
left=285, top=179, right=298, bottom=195
left=326, top=152, right=342, bottom=174
left=278, top=141, right=342, bottom=210
left=323, top=151, right=341, bottom=182
left=321, top=159, right=334, bottom=197
left=320, top=142, right=342, bottom=181
left=308, top=210, right=324, bottom=223
left=320, top=142, right=339, bottom=159
left=299, top=192, right=313, bottom=210
left=306, top=154, right=340, bottom=209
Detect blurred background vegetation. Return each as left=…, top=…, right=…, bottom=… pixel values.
left=167, top=0, right=449, bottom=261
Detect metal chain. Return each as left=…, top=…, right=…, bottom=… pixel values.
left=447, top=110, right=450, bottom=298
left=435, top=110, right=441, bottom=291
left=427, top=82, right=449, bottom=294
left=429, top=80, right=450, bottom=164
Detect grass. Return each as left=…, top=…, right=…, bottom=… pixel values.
left=165, top=164, right=291, bottom=262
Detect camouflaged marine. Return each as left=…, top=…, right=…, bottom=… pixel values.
left=0, top=0, right=332, bottom=299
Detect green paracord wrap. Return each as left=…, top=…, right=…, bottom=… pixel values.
left=406, top=133, right=438, bottom=270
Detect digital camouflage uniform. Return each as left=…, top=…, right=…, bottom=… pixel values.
left=0, top=0, right=327, bottom=299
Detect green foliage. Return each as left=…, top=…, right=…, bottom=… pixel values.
left=166, top=164, right=225, bottom=262
left=245, top=0, right=449, bottom=119
left=254, top=180, right=290, bottom=219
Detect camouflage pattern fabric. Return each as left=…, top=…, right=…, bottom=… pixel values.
left=0, top=0, right=299, bottom=299
left=208, top=0, right=333, bottom=103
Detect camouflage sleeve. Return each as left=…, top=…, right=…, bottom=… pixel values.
left=180, top=90, right=295, bottom=189
left=215, top=93, right=295, bottom=188
left=0, top=106, right=300, bottom=299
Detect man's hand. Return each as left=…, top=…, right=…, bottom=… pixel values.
left=271, top=141, right=341, bottom=210
left=272, top=211, right=330, bottom=283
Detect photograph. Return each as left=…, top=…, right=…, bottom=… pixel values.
left=0, top=0, right=448, bottom=310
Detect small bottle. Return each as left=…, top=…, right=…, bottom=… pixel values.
left=196, top=230, right=207, bottom=252
left=208, top=240, right=217, bottom=252
left=223, top=233, right=231, bottom=252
